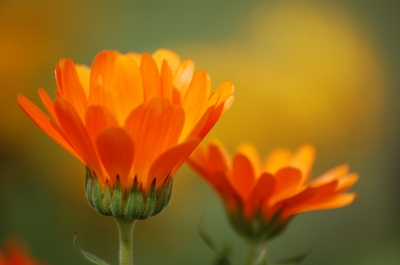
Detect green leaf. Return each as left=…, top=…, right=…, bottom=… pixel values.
left=73, top=233, right=110, bottom=265
left=272, top=248, right=312, bottom=265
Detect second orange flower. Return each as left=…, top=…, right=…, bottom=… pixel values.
left=188, top=140, right=358, bottom=241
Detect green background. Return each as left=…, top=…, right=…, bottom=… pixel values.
left=1, top=0, right=399, bottom=264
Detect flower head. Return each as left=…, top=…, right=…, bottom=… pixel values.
left=0, top=240, right=46, bottom=265
left=18, top=49, right=234, bottom=219
left=187, top=140, right=358, bottom=241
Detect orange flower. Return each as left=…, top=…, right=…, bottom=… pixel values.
left=0, top=240, right=46, bottom=265
left=17, top=49, right=234, bottom=219
left=187, top=140, right=358, bottom=241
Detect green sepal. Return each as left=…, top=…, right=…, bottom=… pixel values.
left=272, top=248, right=312, bottom=265
left=228, top=204, right=289, bottom=242
left=140, top=178, right=157, bottom=220
left=133, top=183, right=145, bottom=219
left=102, top=183, right=112, bottom=215
left=85, top=169, right=95, bottom=209
left=85, top=168, right=174, bottom=220
left=111, top=177, right=122, bottom=217
left=74, top=233, right=110, bottom=265
left=124, top=177, right=139, bottom=219
left=93, top=177, right=107, bottom=215
left=153, top=177, right=172, bottom=215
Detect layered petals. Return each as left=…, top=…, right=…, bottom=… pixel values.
left=187, top=140, right=358, bottom=241
left=18, top=49, right=234, bottom=192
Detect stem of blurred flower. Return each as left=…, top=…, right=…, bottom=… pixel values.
left=244, top=241, right=268, bottom=265
left=116, top=218, right=137, bottom=265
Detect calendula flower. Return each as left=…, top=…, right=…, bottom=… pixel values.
left=187, top=140, right=358, bottom=241
left=0, top=240, right=46, bottom=265
left=18, top=49, right=234, bottom=219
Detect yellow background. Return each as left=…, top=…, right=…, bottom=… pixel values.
left=1, top=0, right=399, bottom=264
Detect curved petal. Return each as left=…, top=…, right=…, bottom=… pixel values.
left=231, top=154, right=256, bottom=201
left=87, top=84, right=115, bottom=113
left=336, top=173, right=359, bottom=192
left=208, top=139, right=231, bottom=173
left=75, top=64, right=91, bottom=98
left=245, top=172, right=275, bottom=218
left=112, top=54, right=144, bottom=122
left=126, top=52, right=142, bottom=65
left=173, top=59, right=194, bottom=98
left=311, top=164, right=349, bottom=185
left=141, top=53, right=161, bottom=102
left=17, top=94, right=80, bottom=161
left=152, top=49, right=180, bottom=72
left=182, top=81, right=234, bottom=141
left=208, top=81, right=235, bottom=116
left=181, top=71, right=211, bottom=139
left=148, top=139, right=199, bottom=189
left=281, top=187, right=317, bottom=219
left=96, top=127, right=134, bottom=189
left=59, top=59, right=88, bottom=119
left=290, top=144, right=316, bottom=184
left=124, top=98, right=184, bottom=183
left=160, top=60, right=173, bottom=102
left=236, top=142, right=262, bottom=177
left=89, top=50, right=119, bottom=91
left=38, top=88, right=57, bottom=121
left=270, top=167, right=304, bottom=205
left=187, top=146, right=213, bottom=182
left=297, top=193, right=357, bottom=213
left=264, top=148, right=292, bottom=174
left=85, top=105, right=119, bottom=143
left=181, top=106, right=213, bottom=142
left=211, top=171, right=239, bottom=212
left=54, top=98, right=104, bottom=185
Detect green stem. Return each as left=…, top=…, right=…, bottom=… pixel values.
left=244, top=241, right=268, bottom=265
left=115, top=218, right=137, bottom=265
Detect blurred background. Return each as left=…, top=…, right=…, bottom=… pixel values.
left=1, top=0, right=399, bottom=264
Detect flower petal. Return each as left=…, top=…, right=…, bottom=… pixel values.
left=290, top=144, right=316, bottom=184
left=58, top=59, right=88, bottom=119
left=245, top=173, right=275, bottom=218
left=75, top=64, right=91, bottom=98
left=203, top=81, right=235, bottom=137
left=236, top=142, right=262, bottom=177
left=38, top=88, right=57, bottom=121
left=89, top=50, right=119, bottom=91
left=231, top=154, right=256, bottom=201
left=298, top=193, right=357, bottom=212
left=124, top=98, right=184, bottom=184
left=311, top=164, right=349, bottom=185
left=173, top=59, right=194, bottom=98
left=187, top=146, right=213, bottom=181
left=160, top=60, right=173, bottom=102
left=281, top=187, right=317, bottom=219
left=96, top=127, right=134, bottom=188
left=270, top=167, right=303, bottom=205
left=152, top=49, right=180, bottom=72
left=17, top=94, right=80, bottom=160
left=54, top=98, right=104, bottom=185
left=336, top=173, right=359, bottom=192
left=264, top=148, right=292, bottom=174
left=208, top=81, right=235, bottom=116
left=85, top=105, right=119, bottom=143
left=181, top=70, right=211, bottom=139
left=208, top=139, right=231, bottom=173
left=148, top=138, right=199, bottom=189
left=141, top=53, right=161, bottom=102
